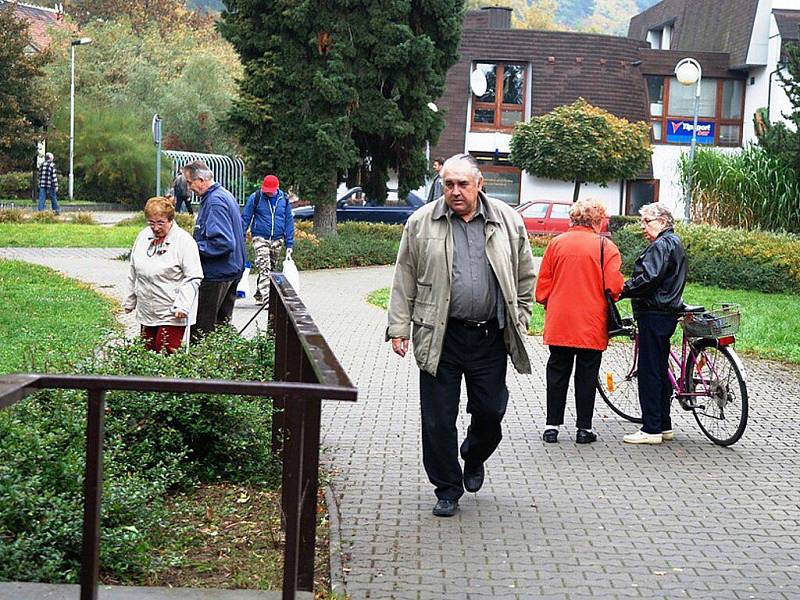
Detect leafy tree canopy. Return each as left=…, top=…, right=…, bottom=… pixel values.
left=220, top=0, right=463, bottom=235
left=65, top=0, right=212, bottom=33
left=0, top=6, right=52, bottom=173
left=45, top=16, right=241, bottom=155
left=510, top=98, right=651, bottom=201
left=466, top=0, right=560, bottom=31
left=755, top=39, right=800, bottom=173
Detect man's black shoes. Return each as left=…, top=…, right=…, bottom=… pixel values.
left=463, top=462, right=485, bottom=493
left=576, top=429, right=597, bottom=444
left=542, top=429, right=558, bottom=443
left=432, top=499, right=459, bottom=517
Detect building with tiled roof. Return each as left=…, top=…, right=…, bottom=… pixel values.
left=430, top=1, right=799, bottom=216
left=0, top=0, right=68, bottom=54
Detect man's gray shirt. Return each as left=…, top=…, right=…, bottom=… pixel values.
left=448, top=201, right=503, bottom=323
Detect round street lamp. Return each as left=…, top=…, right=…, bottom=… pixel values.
left=674, top=57, right=702, bottom=222
left=69, top=37, right=92, bottom=201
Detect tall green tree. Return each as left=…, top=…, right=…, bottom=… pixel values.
left=0, top=5, right=52, bottom=173
left=757, top=38, right=800, bottom=173
left=510, top=98, right=651, bottom=202
left=220, top=0, right=463, bottom=236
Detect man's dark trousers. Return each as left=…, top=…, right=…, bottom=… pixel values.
left=637, top=312, right=678, bottom=434
left=192, top=278, right=240, bottom=342
left=546, top=346, right=603, bottom=430
left=420, top=319, right=508, bottom=501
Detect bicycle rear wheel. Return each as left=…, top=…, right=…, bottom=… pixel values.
left=686, top=340, right=748, bottom=446
left=597, top=338, right=642, bottom=423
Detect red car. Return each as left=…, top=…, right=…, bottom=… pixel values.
left=516, top=200, right=610, bottom=236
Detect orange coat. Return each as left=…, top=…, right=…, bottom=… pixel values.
left=535, top=226, right=625, bottom=351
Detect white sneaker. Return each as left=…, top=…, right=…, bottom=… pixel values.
left=623, top=430, right=663, bottom=444
left=661, top=430, right=675, bottom=441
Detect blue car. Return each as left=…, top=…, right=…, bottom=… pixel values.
left=292, top=187, right=425, bottom=225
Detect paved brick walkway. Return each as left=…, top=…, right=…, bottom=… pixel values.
left=2, top=249, right=799, bottom=599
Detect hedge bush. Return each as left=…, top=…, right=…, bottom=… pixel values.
left=613, top=223, right=800, bottom=294
left=0, top=171, right=69, bottom=200
left=0, top=327, right=278, bottom=583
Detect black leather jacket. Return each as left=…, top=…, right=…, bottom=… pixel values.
left=621, top=227, right=687, bottom=315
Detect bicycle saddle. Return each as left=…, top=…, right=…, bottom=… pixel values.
left=680, top=304, right=705, bottom=314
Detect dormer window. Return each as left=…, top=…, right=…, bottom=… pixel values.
left=646, top=24, right=672, bottom=50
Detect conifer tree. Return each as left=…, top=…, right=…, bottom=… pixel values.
left=220, top=0, right=463, bottom=235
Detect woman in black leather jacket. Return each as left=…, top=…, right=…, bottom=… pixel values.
left=619, top=203, right=687, bottom=444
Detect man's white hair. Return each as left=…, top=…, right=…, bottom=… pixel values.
left=441, top=153, right=482, bottom=182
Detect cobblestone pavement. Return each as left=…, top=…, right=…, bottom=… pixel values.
left=2, top=249, right=799, bottom=599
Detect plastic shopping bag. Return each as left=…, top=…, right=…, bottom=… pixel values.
left=236, top=262, right=252, bottom=299
left=282, top=256, right=300, bottom=293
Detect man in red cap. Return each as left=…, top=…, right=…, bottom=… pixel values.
left=241, top=174, right=295, bottom=305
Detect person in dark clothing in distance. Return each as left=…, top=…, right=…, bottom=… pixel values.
left=182, top=160, right=246, bottom=342
left=171, top=172, right=193, bottom=215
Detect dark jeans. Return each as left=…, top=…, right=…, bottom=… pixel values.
left=419, top=320, right=509, bottom=501
left=545, top=346, right=603, bottom=430
left=637, top=312, right=678, bottom=434
left=37, top=186, right=59, bottom=213
left=192, top=278, right=240, bottom=343
left=174, top=194, right=193, bottom=214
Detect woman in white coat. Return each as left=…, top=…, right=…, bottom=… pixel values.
left=123, top=196, right=203, bottom=353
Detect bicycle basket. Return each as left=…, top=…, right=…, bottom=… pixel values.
left=682, top=303, right=740, bottom=338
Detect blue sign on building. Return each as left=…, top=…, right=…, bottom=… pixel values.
left=666, top=119, right=715, bottom=144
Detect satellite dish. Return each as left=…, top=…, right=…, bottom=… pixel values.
left=470, top=69, right=488, bottom=97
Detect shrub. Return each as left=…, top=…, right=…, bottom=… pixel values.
left=609, top=215, right=638, bottom=233
left=0, top=207, right=25, bottom=223
left=0, top=171, right=35, bottom=199
left=613, top=222, right=800, bottom=294
left=71, top=211, right=96, bottom=225
left=0, top=327, right=279, bottom=582
left=30, top=210, right=61, bottom=223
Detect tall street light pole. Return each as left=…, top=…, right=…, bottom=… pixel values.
left=69, top=37, right=92, bottom=201
left=674, top=57, right=702, bottom=222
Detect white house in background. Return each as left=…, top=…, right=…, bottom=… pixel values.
left=629, top=0, right=799, bottom=214
left=430, top=1, right=799, bottom=217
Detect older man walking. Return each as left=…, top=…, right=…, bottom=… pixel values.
left=37, top=152, right=60, bottom=214
left=387, top=153, right=535, bottom=517
left=182, top=160, right=246, bottom=342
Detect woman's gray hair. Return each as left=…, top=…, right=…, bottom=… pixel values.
left=639, top=202, right=675, bottom=226
left=441, top=153, right=482, bottom=182
left=182, top=160, right=214, bottom=182
left=45, top=152, right=54, bottom=161
left=569, top=198, right=607, bottom=228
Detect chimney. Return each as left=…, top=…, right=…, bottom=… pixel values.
left=480, top=6, right=512, bottom=30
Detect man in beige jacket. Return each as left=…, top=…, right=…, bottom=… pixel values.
left=387, top=154, right=535, bottom=517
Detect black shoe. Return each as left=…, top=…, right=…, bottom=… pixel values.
left=576, top=429, right=597, bottom=444
left=432, top=499, right=459, bottom=517
left=463, top=462, right=485, bottom=493
left=542, top=429, right=559, bottom=443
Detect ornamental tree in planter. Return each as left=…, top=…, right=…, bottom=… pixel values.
left=510, top=98, right=652, bottom=203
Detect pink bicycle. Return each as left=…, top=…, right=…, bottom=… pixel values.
left=597, top=303, right=748, bottom=446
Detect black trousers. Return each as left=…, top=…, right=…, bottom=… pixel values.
left=546, top=346, right=603, bottom=431
left=637, top=313, right=678, bottom=434
left=419, top=320, right=508, bottom=501
left=191, top=278, right=240, bottom=343
left=174, top=193, right=193, bottom=214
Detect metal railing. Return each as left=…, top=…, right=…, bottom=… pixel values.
left=162, top=150, right=248, bottom=205
left=0, top=273, right=357, bottom=600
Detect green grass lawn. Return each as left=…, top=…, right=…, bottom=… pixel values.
left=367, top=283, right=800, bottom=364
left=0, top=223, right=139, bottom=247
left=0, top=259, right=119, bottom=373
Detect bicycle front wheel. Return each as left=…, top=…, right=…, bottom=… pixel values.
left=597, top=338, right=642, bottom=423
left=686, top=340, right=748, bottom=446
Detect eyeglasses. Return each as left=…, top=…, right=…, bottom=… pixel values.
left=148, top=220, right=169, bottom=227
left=640, top=218, right=659, bottom=224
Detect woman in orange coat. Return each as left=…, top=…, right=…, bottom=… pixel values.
left=535, top=199, right=624, bottom=444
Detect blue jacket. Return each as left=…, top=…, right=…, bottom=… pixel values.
left=193, top=183, right=246, bottom=281
left=241, top=189, right=295, bottom=248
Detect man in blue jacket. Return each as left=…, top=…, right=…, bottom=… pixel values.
left=182, top=160, right=246, bottom=342
left=241, top=174, right=295, bottom=306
